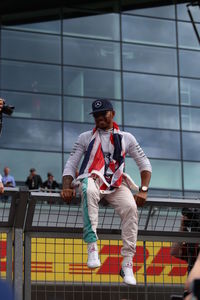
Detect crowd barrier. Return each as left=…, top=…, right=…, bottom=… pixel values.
left=0, top=188, right=200, bottom=300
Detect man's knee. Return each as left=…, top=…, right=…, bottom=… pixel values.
left=122, top=200, right=137, bottom=218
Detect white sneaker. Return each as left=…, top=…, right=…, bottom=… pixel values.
left=120, top=260, right=136, bottom=286
left=87, top=242, right=101, bottom=269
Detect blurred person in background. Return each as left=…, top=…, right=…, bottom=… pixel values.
left=184, top=253, right=200, bottom=300
left=43, top=172, right=59, bottom=190
left=25, top=168, right=43, bottom=190
left=2, top=167, right=16, bottom=187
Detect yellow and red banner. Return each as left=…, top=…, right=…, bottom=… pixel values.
left=30, top=238, right=187, bottom=284
left=0, top=237, right=188, bottom=284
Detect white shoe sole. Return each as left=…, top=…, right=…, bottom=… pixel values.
left=123, top=279, right=136, bottom=286
left=120, top=268, right=136, bottom=286
left=87, top=260, right=101, bottom=269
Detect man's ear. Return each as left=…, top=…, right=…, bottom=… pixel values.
left=112, top=111, right=115, bottom=118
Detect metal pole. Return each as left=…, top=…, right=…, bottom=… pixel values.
left=143, top=240, right=148, bottom=300
left=14, top=228, right=23, bottom=300
left=13, top=190, right=29, bottom=300
left=24, top=234, right=31, bottom=300
left=187, top=5, right=200, bottom=44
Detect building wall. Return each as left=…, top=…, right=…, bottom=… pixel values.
left=0, top=2, right=200, bottom=196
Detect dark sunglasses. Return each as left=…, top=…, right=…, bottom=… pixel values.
left=93, top=111, right=108, bottom=118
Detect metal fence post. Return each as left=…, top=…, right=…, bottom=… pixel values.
left=14, top=228, right=23, bottom=300
left=13, top=191, right=29, bottom=300
left=142, top=205, right=152, bottom=300
left=24, top=233, right=31, bottom=300
left=143, top=240, right=148, bottom=300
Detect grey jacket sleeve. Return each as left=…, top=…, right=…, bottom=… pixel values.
left=62, top=131, right=91, bottom=179
left=125, top=132, right=152, bottom=173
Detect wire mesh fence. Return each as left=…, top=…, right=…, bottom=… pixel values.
left=0, top=232, right=7, bottom=280
left=0, top=195, right=10, bottom=281
left=25, top=193, right=200, bottom=300
left=0, top=189, right=18, bottom=284
left=27, top=193, right=200, bottom=234
left=30, top=237, right=190, bottom=300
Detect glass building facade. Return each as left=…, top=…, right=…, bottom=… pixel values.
left=0, top=3, right=200, bottom=196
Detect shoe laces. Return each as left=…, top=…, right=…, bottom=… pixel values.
left=123, top=262, right=134, bottom=276
left=123, top=262, right=133, bottom=268
left=88, top=244, right=97, bottom=253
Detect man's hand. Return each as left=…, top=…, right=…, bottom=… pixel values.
left=5, top=182, right=13, bottom=187
left=61, top=175, right=74, bottom=203
left=0, top=182, right=4, bottom=194
left=61, top=188, right=75, bottom=203
left=0, top=98, right=4, bottom=112
left=134, top=191, right=147, bottom=207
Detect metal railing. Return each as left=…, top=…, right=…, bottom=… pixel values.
left=0, top=189, right=200, bottom=300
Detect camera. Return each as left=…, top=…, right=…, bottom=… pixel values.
left=1, top=104, right=15, bottom=116
left=0, top=101, right=15, bottom=135
left=182, top=207, right=200, bottom=232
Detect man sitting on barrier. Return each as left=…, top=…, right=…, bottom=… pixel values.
left=61, top=99, right=152, bottom=285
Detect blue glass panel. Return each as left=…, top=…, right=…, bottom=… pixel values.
left=123, top=43, right=177, bottom=75
left=122, top=15, right=176, bottom=46
left=2, top=30, right=61, bottom=63
left=0, top=149, right=62, bottom=182
left=123, top=72, right=178, bottom=104
left=125, top=127, right=181, bottom=159
left=64, top=37, right=120, bottom=69
left=184, top=162, right=200, bottom=191
left=180, top=50, right=200, bottom=78
left=0, top=118, right=62, bottom=151
left=124, top=102, right=180, bottom=129
left=64, top=67, right=121, bottom=99
left=1, top=60, right=61, bottom=94
left=1, top=91, right=61, bottom=120
left=63, top=13, right=120, bottom=40
left=182, top=131, right=200, bottom=161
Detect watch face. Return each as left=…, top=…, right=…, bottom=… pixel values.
left=141, top=186, right=148, bottom=192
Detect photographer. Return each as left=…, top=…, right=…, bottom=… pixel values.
left=0, top=97, right=15, bottom=135
left=0, top=97, right=15, bottom=193
left=171, top=208, right=200, bottom=274
left=0, top=98, right=3, bottom=135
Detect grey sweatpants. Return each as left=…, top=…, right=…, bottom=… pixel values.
left=81, top=177, right=138, bottom=258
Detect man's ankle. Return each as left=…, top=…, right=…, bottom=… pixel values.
left=122, top=256, right=133, bottom=266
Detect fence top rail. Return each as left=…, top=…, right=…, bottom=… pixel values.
left=24, top=192, right=200, bottom=236
left=1, top=190, right=200, bottom=236
left=4, top=187, right=19, bottom=192
left=30, top=191, right=200, bottom=207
